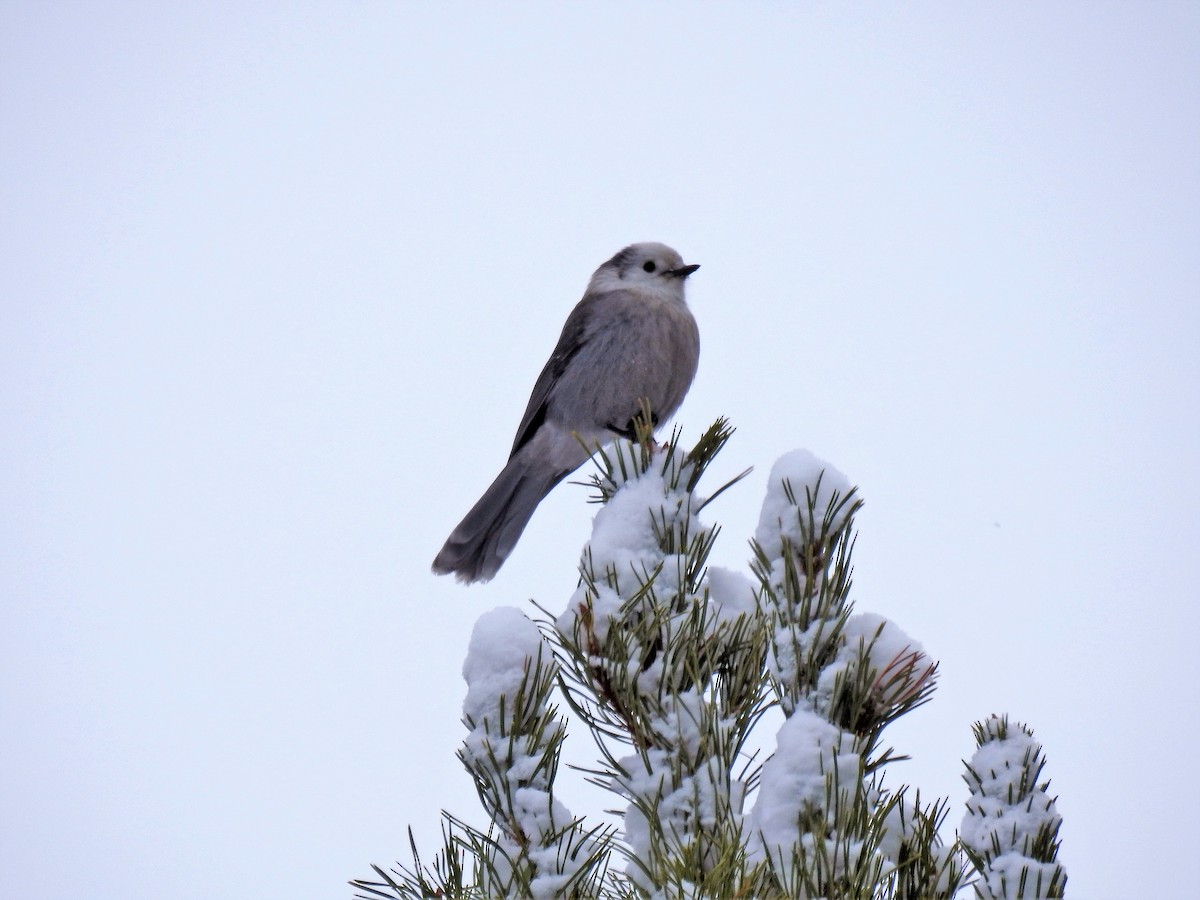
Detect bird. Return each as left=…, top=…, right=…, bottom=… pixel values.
left=432, top=242, right=701, bottom=583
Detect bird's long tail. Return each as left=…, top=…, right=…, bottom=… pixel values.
left=431, top=451, right=571, bottom=583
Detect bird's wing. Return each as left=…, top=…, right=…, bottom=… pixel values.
left=509, top=298, right=595, bottom=457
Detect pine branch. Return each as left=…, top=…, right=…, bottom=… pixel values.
left=357, top=421, right=1064, bottom=900
left=959, top=716, right=1067, bottom=899
left=545, top=423, right=772, bottom=896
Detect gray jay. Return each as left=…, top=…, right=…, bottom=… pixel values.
left=432, top=241, right=700, bottom=583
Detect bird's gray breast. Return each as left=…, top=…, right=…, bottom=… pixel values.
left=546, top=290, right=699, bottom=434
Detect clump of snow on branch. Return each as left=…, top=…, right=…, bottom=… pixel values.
left=460, top=606, right=603, bottom=898
left=819, top=613, right=938, bottom=721
left=752, top=450, right=862, bottom=716
left=462, top=605, right=547, bottom=725
left=754, top=449, right=855, bottom=584
left=960, top=716, right=1066, bottom=899
left=746, top=708, right=863, bottom=869
left=616, top=689, right=734, bottom=885
left=558, top=443, right=707, bottom=632
left=706, top=565, right=759, bottom=620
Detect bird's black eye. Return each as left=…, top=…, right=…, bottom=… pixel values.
left=642, top=260, right=656, bottom=273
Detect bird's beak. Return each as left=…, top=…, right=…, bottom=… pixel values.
left=667, top=264, right=700, bottom=279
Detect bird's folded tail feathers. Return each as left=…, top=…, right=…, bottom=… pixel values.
left=431, top=455, right=570, bottom=583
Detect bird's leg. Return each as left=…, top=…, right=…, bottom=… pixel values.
left=620, top=402, right=661, bottom=442
left=608, top=408, right=664, bottom=453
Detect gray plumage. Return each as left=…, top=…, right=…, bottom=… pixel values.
left=432, top=242, right=701, bottom=583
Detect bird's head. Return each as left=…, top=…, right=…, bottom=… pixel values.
left=589, top=242, right=699, bottom=299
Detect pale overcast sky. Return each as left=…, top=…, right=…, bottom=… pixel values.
left=2, top=3, right=1198, bottom=898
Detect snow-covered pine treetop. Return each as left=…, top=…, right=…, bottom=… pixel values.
left=354, top=416, right=1066, bottom=899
